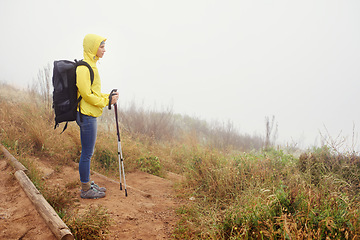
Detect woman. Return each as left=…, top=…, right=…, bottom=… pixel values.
left=76, top=33, right=119, bottom=199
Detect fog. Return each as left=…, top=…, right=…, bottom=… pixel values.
left=1, top=0, right=360, bottom=150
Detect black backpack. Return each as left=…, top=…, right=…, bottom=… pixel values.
left=52, top=59, right=94, bottom=132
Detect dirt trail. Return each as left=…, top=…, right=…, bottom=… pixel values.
left=0, top=157, right=57, bottom=240
left=0, top=154, right=183, bottom=239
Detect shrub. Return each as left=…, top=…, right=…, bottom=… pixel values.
left=65, top=206, right=111, bottom=240
left=95, top=148, right=117, bottom=170
left=43, top=186, right=77, bottom=214
left=136, top=156, right=163, bottom=177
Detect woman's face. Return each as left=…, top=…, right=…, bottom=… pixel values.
left=96, top=43, right=106, bottom=58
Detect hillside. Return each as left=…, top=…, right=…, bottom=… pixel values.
left=1, top=83, right=360, bottom=239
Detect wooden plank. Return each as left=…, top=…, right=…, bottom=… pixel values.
left=0, top=144, right=27, bottom=173
left=14, top=170, right=74, bottom=240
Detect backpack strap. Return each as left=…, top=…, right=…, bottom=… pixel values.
left=60, top=122, right=69, bottom=134
left=76, top=60, right=94, bottom=85
left=75, top=59, right=95, bottom=123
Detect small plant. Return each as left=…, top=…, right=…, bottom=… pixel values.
left=43, top=186, right=77, bottom=214
left=65, top=180, right=79, bottom=190
left=95, top=148, right=116, bottom=170
left=136, top=156, right=163, bottom=177
left=65, top=206, right=111, bottom=240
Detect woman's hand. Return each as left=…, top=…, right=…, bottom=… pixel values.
left=111, top=92, right=119, bottom=105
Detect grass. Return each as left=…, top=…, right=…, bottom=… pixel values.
left=65, top=206, right=111, bottom=240
left=174, top=148, right=360, bottom=239
left=1, top=83, right=360, bottom=239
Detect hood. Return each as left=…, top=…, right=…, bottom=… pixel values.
left=83, top=34, right=107, bottom=62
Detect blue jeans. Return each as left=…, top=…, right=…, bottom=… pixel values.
left=76, top=112, right=97, bottom=183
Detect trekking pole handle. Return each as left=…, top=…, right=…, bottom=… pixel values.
left=108, top=89, right=118, bottom=110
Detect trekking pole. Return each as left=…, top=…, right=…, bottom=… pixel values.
left=109, top=89, right=128, bottom=197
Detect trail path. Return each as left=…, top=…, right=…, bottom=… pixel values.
left=0, top=158, right=56, bottom=240
left=0, top=154, right=183, bottom=239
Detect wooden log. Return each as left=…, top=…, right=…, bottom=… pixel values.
left=0, top=144, right=28, bottom=173
left=14, top=170, right=74, bottom=240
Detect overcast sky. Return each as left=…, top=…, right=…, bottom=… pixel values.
left=1, top=0, right=360, bottom=150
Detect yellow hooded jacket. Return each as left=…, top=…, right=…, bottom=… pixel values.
left=76, top=34, right=109, bottom=117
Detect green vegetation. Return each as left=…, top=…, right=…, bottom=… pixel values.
left=137, top=156, right=163, bottom=177
left=1, top=82, right=360, bottom=239
left=173, top=148, right=360, bottom=239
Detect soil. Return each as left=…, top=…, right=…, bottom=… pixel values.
left=0, top=153, right=184, bottom=240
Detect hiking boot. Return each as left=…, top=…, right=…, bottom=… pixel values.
left=81, top=187, right=106, bottom=199
left=91, top=181, right=106, bottom=192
